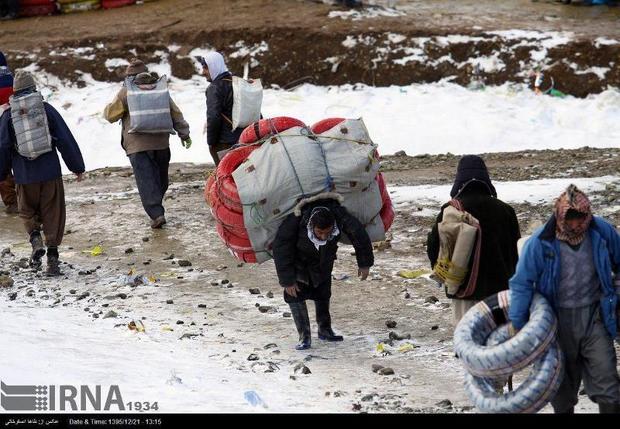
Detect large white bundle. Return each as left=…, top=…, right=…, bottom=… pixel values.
left=232, top=118, right=385, bottom=263
left=232, top=76, right=263, bottom=130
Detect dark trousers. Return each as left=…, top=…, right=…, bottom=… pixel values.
left=209, top=142, right=233, bottom=167
left=128, top=149, right=170, bottom=220
left=551, top=303, right=620, bottom=412
left=16, top=178, right=66, bottom=247
left=0, top=173, right=16, bottom=206
left=283, top=280, right=332, bottom=304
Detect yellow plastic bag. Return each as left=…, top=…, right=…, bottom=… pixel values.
left=82, top=245, right=104, bottom=256
left=397, top=269, right=428, bottom=279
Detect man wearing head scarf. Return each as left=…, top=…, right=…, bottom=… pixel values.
left=0, top=51, right=17, bottom=214
left=427, top=155, right=521, bottom=325
left=272, top=193, right=374, bottom=350
left=509, top=184, right=620, bottom=414
left=199, top=51, right=244, bottom=166
left=0, top=70, right=85, bottom=276
left=104, top=59, right=192, bottom=229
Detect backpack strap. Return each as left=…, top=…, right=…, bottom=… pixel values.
left=219, top=77, right=234, bottom=127
left=449, top=199, right=483, bottom=299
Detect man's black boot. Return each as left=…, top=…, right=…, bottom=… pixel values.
left=289, top=301, right=311, bottom=350
left=46, top=247, right=61, bottom=277
left=316, top=300, right=343, bottom=341
left=29, top=231, right=46, bottom=268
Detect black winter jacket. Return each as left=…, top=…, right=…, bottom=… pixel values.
left=205, top=72, right=243, bottom=147
left=426, top=183, right=521, bottom=301
left=273, top=199, right=374, bottom=288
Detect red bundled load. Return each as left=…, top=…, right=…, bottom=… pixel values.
left=205, top=116, right=306, bottom=263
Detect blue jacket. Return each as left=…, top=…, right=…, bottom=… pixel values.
left=0, top=102, right=85, bottom=185
left=509, top=215, right=620, bottom=338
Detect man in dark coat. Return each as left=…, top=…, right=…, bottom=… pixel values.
left=427, top=155, right=520, bottom=325
left=200, top=52, right=244, bottom=166
left=0, top=71, right=85, bottom=276
left=273, top=193, right=374, bottom=350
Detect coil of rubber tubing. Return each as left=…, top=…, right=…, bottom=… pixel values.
left=102, top=0, right=135, bottom=8
left=216, top=223, right=256, bottom=263
left=19, top=3, right=56, bottom=16
left=453, top=290, right=558, bottom=378
left=214, top=145, right=258, bottom=212
left=311, top=117, right=346, bottom=135
left=376, top=172, right=395, bottom=231
left=464, top=326, right=564, bottom=413
left=311, top=117, right=395, bottom=232
left=204, top=173, right=216, bottom=207
left=239, top=117, right=306, bottom=144
left=208, top=184, right=248, bottom=237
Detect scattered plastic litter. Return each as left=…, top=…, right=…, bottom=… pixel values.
left=244, top=390, right=268, bottom=408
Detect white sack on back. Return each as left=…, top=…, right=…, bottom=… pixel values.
left=232, top=76, right=263, bottom=130
left=232, top=118, right=385, bottom=263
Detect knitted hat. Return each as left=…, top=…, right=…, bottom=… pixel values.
left=125, top=58, right=147, bottom=77
left=13, top=70, right=36, bottom=92
left=134, top=72, right=158, bottom=85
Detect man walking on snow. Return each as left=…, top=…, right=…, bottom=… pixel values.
left=273, top=193, right=374, bottom=350
left=104, top=60, right=192, bottom=229
left=199, top=52, right=245, bottom=166
left=509, top=184, right=620, bottom=414
left=0, top=70, right=85, bottom=276
left=427, top=155, right=521, bottom=326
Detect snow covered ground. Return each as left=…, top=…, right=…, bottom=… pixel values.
left=22, top=67, right=620, bottom=173
left=390, top=176, right=620, bottom=207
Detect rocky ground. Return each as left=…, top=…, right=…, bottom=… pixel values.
left=1, top=147, right=619, bottom=413
left=2, top=0, right=620, bottom=96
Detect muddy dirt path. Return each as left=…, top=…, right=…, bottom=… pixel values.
left=1, top=147, right=619, bottom=412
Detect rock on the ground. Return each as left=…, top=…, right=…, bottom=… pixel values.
left=247, top=354, right=260, bottom=361
left=378, top=367, right=395, bottom=376
left=389, top=331, right=411, bottom=341
left=103, top=310, right=118, bottom=319
left=371, top=364, right=384, bottom=373
left=385, top=320, right=397, bottom=329
left=436, top=399, right=452, bottom=408
left=166, top=299, right=174, bottom=304
left=424, top=296, right=439, bottom=304
left=258, top=306, right=277, bottom=314
left=178, top=260, right=192, bottom=267
left=293, top=363, right=311, bottom=375
left=249, top=288, right=261, bottom=295
left=0, top=275, right=14, bottom=288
